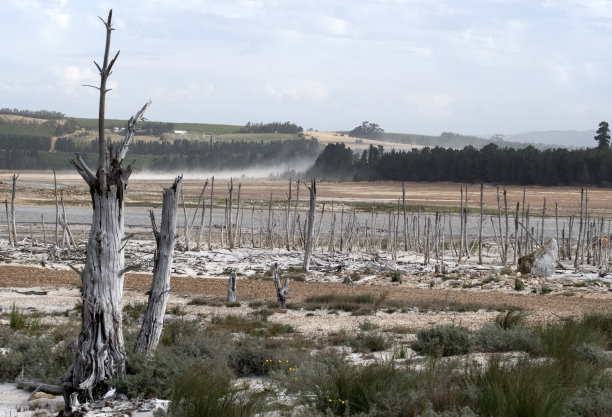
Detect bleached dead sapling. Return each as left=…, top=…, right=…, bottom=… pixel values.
left=273, top=262, right=289, bottom=308
left=227, top=272, right=237, bottom=304
left=134, top=176, right=182, bottom=354
left=303, top=178, right=316, bottom=271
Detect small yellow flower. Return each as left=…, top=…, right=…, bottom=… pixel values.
left=328, top=399, right=332, bottom=402
left=341, top=401, right=345, bottom=404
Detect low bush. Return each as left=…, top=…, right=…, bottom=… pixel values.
left=169, top=362, right=265, bottom=417
left=476, top=323, right=542, bottom=354
left=412, top=326, right=473, bottom=357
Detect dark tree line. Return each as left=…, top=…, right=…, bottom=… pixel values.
left=310, top=143, right=612, bottom=186
left=32, top=137, right=320, bottom=171
left=239, top=121, right=303, bottom=134
left=0, top=108, right=65, bottom=120
left=0, top=134, right=51, bottom=150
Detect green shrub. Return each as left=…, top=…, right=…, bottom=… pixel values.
left=9, top=304, right=40, bottom=331
left=0, top=334, right=73, bottom=384
left=347, top=333, right=388, bottom=353
left=476, top=323, right=542, bottom=354
left=358, top=319, right=379, bottom=331
left=495, top=309, right=527, bottom=330
left=514, top=278, right=525, bottom=291
left=169, top=362, right=265, bottom=417
left=469, top=357, right=569, bottom=417
left=412, top=326, right=473, bottom=357
left=539, top=285, right=552, bottom=295
left=389, top=271, right=403, bottom=283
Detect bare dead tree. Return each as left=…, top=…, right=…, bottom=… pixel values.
left=63, top=10, right=152, bottom=410
left=226, top=272, right=237, bottom=304
left=195, top=180, right=209, bottom=251
left=208, top=176, right=215, bottom=249
left=54, top=169, right=59, bottom=247
left=4, top=200, right=12, bottom=247
left=134, top=176, right=182, bottom=354
left=273, top=263, right=289, bottom=308
left=228, top=178, right=234, bottom=249
left=303, top=178, right=316, bottom=271
left=478, top=183, right=483, bottom=264
left=10, top=174, right=18, bottom=245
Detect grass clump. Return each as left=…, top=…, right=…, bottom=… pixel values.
left=9, top=304, right=40, bottom=331
left=169, top=362, right=265, bottom=417
left=514, top=278, right=525, bottom=291
left=412, top=326, right=473, bottom=357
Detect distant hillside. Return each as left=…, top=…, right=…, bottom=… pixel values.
left=503, top=130, right=595, bottom=148
left=381, top=132, right=553, bottom=150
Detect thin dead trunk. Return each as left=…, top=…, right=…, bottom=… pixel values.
left=226, top=273, right=237, bottom=304
left=180, top=185, right=189, bottom=251
left=286, top=178, right=292, bottom=250
left=208, top=176, right=215, bottom=249
left=134, top=176, right=182, bottom=354
left=273, top=263, right=289, bottom=308
left=575, top=188, right=584, bottom=268
left=478, top=183, right=483, bottom=264
left=196, top=180, right=209, bottom=251
left=10, top=174, right=18, bottom=245
left=54, top=169, right=59, bottom=247
left=228, top=178, right=234, bottom=249
left=5, top=200, right=12, bottom=247
left=303, top=179, right=316, bottom=271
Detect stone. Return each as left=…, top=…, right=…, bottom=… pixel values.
left=517, top=238, right=558, bottom=277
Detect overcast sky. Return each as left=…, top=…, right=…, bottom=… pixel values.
left=1, top=0, right=612, bottom=136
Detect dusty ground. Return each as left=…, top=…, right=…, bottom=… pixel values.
left=0, top=171, right=608, bottom=216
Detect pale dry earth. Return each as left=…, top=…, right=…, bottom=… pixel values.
left=0, top=172, right=609, bottom=216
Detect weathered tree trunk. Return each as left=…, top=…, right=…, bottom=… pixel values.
left=226, top=273, right=237, bottom=304
left=459, top=186, right=464, bottom=262
left=286, top=178, right=292, bottom=250
left=273, top=263, right=289, bottom=308
left=195, top=180, right=209, bottom=251
left=10, top=174, right=18, bottom=245
left=575, top=188, right=584, bottom=268
left=63, top=10, right=151, bottom=410
left=228, top=178, right=234, bottom=249
left=134, top=176, right=182, bottom=354
left=5, top=200, right=12, bottom=247
left=54, top=169, right=59, bottom=247
left=478, top=183, right=483, bottom=264
left=303, top=178, right=316, bottom=271
left=208, top=176, right=215, bottom=249
left=42, top=213, right=47, bottom=247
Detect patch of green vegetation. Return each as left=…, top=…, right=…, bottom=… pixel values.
left=9, top=304, right=40, bottom=331
left=412, top=325, right=473, bottom=357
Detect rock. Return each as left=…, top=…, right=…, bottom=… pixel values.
left=517, top=238, right=558, bottom=277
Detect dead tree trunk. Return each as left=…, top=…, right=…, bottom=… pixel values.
left=478, top=183, right=483, bottom=264
left=54, top=169, right=59, bottom=247
left=10, top=174, right=18, bottom=245
left=226, top=273, right=237, bottom=304
left=208, top=176, right=215, bottom=249
left=63, top=10, right=151, bottom=410
left=273, top=263, right=289, bottom=308
left=4, top=200, right=12, bottom=247
left=134, top=176, right=182, bottom=354
left=303, top=178, right=316, bottom=271
left=228, top=178, right=234, bottom=249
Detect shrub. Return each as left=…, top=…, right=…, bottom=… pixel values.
left=495, top=309, right=527, bottom=330
left=514, top=278, right=524, bottom=291
left=9, top=304, right=40, bottom=331
left=476, top=323, right=542, bottom=354
left=169, top=362, right=265, bottom=417
left=412, top=326, right=472, bottom=357
left=347, top=333, right=388, bottom=353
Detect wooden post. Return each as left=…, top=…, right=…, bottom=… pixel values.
left=402, top=182, right=408, bottom=251
left=135, top=176, right=182, bottom=354
left=303, top=179, right=316, bottom=271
